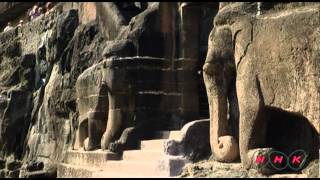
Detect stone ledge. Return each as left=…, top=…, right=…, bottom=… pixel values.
left=57, top=163, right=97, bottom=178
left=64, top=150, right=120, bottom=167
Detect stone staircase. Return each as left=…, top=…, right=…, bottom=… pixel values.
left=57, top=130, right=188, bottom=178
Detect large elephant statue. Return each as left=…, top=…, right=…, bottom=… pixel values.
left=203, top=2, right=320, bottom=174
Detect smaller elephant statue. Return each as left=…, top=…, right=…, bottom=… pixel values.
left=73, top=64, right=109, bottom=151
left=73, top=56, right=171, bottom=153
left=73, top=2, right=163, bottom=151
left=73, top=56, right=137, bottom=151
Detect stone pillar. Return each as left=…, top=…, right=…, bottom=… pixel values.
left=158, top=3, right=182, bottom=129
left=179, top=2, right=200, bottom=60
left=159, top=2, right=176, bottom=62
left=177, top=3, right=201, bottom=123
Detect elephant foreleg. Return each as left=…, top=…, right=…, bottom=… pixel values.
left=101, top=94, right=125, bottom=150
left=238, top=76, right=275, bottom=174
left=84, top=111, right=105, bottom=150
left=74, top=117, right=88, bottom=150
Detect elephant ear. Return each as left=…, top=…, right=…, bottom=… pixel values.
left=206, top=26, right=234, bottom=67
left=233, top=19, right=253, bottom=70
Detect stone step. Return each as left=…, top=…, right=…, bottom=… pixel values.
left=57, top=163, right=100, bottom=178
left=64, top=149, right=121, bottom=167
left=140, top=139, right=166, bottom=151
left=92, top=160, right=170, bottom=177
left=153, top=130, right=181, bottom=140
left=122, top=150, right=164, bottom=161
left=58, top=160, right=168, bottom=178
left=269, top=174, right=308, bottom=178
left=93, top=172, right=166, bottom=178
left=59, top=155, right=187, bottom=178
left=93, top=156, right=187, bottom=177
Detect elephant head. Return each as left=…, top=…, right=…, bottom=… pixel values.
left=203, top=24, right=239, bottom=162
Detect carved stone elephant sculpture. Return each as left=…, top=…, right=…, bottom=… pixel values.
left=203, top=2, right=320, bottom=174
left=73, top=57, right=135, bottom=151
left=74, top=56, right=172, bottom=152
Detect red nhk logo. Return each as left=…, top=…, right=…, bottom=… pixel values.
left=256, top=154, right=302, bottom=164
left=255, top=149, right=307, bottom=171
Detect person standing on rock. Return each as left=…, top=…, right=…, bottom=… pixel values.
left=29, top=5, right=40, bottom=21
left=45, top=2, right=54, bottom=16
left=257, top=2, right=262, bottom=15
left=38, top=7, right=44, bottom=16
left=3, top=22, right=13, bottom=32
left=17, top=20, right=24, bottom=28
left=29, top=5, right=36, bottom=20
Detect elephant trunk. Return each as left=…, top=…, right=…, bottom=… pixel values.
left=210, top=92, right=239, bottom=162
left=203, top=63, right=239, bottom=162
